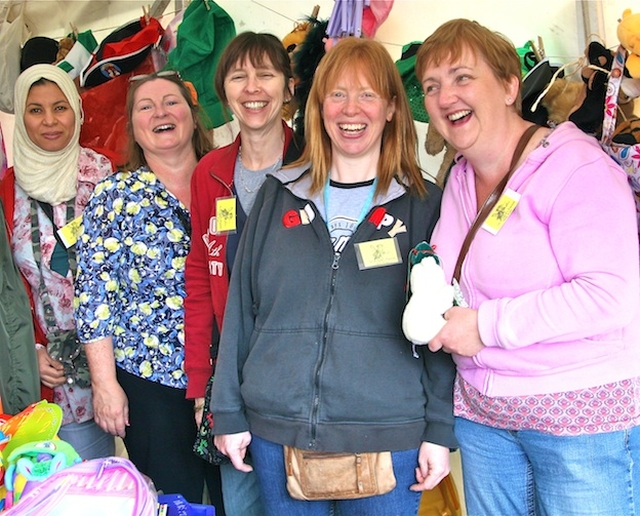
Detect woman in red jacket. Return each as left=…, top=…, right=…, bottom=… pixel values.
left=185, top=32, right=302, bottom=516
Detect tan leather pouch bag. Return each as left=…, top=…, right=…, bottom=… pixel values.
left=284, top=446, right=396, bottom=501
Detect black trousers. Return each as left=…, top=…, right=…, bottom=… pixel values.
left=116, top=368, right=224, bottom=513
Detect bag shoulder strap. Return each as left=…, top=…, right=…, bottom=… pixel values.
left=452, top=124, right=540, bottom=283
left=601, top=45, right=627, bottom=145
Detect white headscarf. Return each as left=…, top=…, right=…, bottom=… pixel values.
left=13, top=64, right=83, bottom=205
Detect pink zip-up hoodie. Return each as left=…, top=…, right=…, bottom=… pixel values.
left=432, top=122, right=640, bottom=397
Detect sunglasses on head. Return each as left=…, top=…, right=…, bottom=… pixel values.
left=129, top=70, right=182, bottom=83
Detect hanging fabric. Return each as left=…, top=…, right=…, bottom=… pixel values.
left=325, top=0, right=394, bottom=49
left=0, top=1, right=31, bottom=114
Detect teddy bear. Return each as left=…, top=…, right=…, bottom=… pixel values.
left=618, top=9, right=640, bottom=79
left=402, top=242, right=454, bottom=348
left=540, top=78, right=583, bottom=126
left=424, top=123, right=457, bottom=187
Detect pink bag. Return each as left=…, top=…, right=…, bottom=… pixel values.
left=600, top=45, right=640, bottom=237
left=3, top=457, right=157, bottom=515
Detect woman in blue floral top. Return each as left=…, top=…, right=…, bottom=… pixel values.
left=74, top=72, right=213, bottom=503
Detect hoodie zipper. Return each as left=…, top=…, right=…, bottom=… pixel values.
left=309, top=250, right=341, bottom=448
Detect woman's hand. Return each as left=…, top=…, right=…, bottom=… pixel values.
left=429, top=306, right=485, bottom=357
left=214, top=432, right=253, bottom=472
left=92, top=379, right=129, bottom=438
left=410, top=442, right=451, bottom=491
left=36, top=346, right=66, bottom=388
left=194, top=397, right=205, bottom=427
left=83, top=336, right=128, bottom=437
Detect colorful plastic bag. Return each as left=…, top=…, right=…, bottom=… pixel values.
left=3, top=457, right=157, bottom=515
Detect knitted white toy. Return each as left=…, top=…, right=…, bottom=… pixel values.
left=402, top=243, right=454, bottom=346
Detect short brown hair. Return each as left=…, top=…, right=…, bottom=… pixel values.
left=416, top=19, right=522, bottom=114
left=294, top=37, right=426, bottom=197
left=123, top=72, right=212, bottom=171
left=214, top=32, right=293, bottom=106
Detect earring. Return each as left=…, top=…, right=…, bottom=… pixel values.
left=506, top=97, right=513, bottom=103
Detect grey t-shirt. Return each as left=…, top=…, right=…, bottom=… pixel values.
left=325, top=178, right=376, bottom=253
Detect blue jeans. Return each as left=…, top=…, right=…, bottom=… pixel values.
left=455, top=417, right=640, bottom=516
left=220, top=458, right=265, bottom=516
left=249, top=435, right=422, bottom=516
left=57, top=419, right=115, bottom=460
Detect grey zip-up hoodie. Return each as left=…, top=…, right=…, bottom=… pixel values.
left=210, top=165, right=457, bottom=452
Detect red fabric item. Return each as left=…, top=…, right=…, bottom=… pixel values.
left=362, top=0, right=394, bottom=37
left=100, top=17, right=163, bottom=60
left=79, top=53, right=156, bottom=164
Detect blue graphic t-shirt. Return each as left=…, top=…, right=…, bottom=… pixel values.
left=325, top=178, right=376, bottom=253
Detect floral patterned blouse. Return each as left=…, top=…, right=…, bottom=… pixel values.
left=11, top=147, right=113, bottom=425
left=74, top=167, right=190, bottom=390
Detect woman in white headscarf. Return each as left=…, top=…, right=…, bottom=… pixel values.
left=0, top=64, right=115, bottom=459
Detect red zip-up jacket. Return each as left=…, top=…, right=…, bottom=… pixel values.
left=184, top=122, right=299, bottom=398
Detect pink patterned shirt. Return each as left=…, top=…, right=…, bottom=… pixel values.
left=455, top=374, right=640, bottom=436
left=11, top=147, right=113, bottom=425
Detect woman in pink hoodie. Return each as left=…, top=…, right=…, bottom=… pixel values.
left=417, top=18, right=640, bottom=516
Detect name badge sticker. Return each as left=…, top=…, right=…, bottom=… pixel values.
left=215, top=196, right=237, bottom=234
left=482, top=188, right=521, bottom=235
left=57, top=216, right=83, bottom=248
left=354, top=237, right=402, bottom=270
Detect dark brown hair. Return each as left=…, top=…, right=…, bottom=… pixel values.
left=214, top=32, right=294, bottom=106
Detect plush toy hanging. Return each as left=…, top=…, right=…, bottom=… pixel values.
left=282, top=5, right=321, bottom=121
left=291, top=18, right=328, bottom=137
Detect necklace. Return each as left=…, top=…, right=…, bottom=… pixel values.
left=236, top=147, right=283, bottom=194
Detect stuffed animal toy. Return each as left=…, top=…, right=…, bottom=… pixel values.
left=402, top=242, right=454, bottom=350
left=613, top=117, right=640, bottom=144
left=54, top=36, right=75, bottom=65
left=618, top=9, right=640, bottom=79
left=540, top=78, right=583, bottom=126
left=282, top=9, right=321, bottom=122
left=568, top=41, right=617, bottom=134
left=424, top=123, right=457, bottom=187
left=292, top=18, right=329, bottom=137
left=535, top=41, right=639, bottom=135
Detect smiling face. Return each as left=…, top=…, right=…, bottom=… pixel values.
left=130, top=78, right=196, bottom=156
left=321, top=69, right=396, bottom=164
left=421, top=47, right=517, bottom=155
left=223, top=56, right=292, bottom=135
left=23, top=81, right=76, bottom=152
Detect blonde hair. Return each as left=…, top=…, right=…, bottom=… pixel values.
left=293, top=37, right=426, bottom=197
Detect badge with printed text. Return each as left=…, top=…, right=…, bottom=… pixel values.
left=354, top=237, right=402, bottom=270
left=481, top=188, right=521, bottom=235
left=57, top=216, right=83, bottom=248
left=215, top=196, right=237, bottom=234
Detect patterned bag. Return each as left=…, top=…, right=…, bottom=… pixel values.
left=3, top=457, right=157, bottom=515
left=600, top=45, right=640, bottom=238
left=192, top=374, right=230, bottom=466
left=46, top=329, right=90, bottom=388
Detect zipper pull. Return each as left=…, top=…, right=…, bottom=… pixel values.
left=331, top=252, right=340, bottom=270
